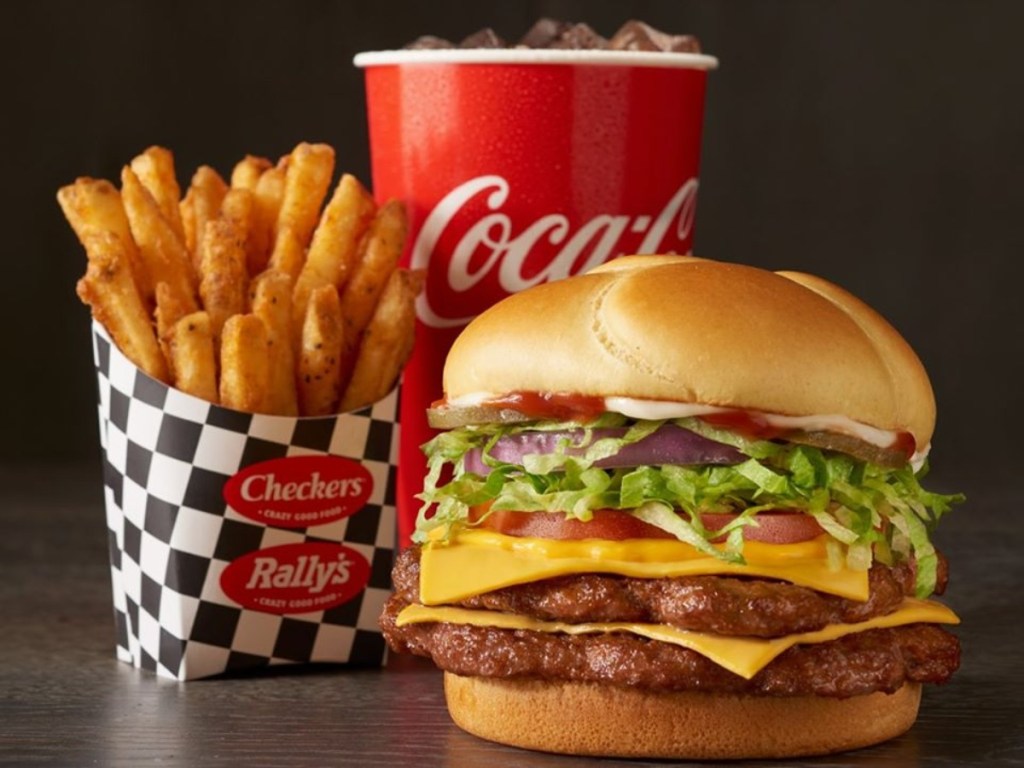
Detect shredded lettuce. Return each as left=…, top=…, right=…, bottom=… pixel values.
left=416, top=416, right=964, bottom=597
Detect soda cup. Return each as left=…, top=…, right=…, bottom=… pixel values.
left=354, top=48, right=718, bottom=547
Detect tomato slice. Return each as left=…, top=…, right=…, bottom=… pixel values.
left=474, top=508, right=675, bottom=540
left=470, top=506, right=823, bottom=545
left=700, top=512, right=825, bottom=544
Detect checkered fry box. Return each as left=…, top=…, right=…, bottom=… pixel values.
left=90, top=321, right=397, bottom=680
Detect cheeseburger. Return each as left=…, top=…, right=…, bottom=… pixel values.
left=381, top=255, right=962, bottom=759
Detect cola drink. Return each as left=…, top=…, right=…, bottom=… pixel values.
left=354, top=46, right=718, bottom=546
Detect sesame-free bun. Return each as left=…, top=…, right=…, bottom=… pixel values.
left=444, top=673, right=921, bottom=759
left=443, top=256, right=935, bottom=449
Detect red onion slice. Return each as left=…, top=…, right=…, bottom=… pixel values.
left=463, top=424, right=743, bottom=474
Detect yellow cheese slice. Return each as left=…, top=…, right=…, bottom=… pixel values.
left=397, top=598, right=959, bottom=680
left=419, top=529, right=869, bottom=605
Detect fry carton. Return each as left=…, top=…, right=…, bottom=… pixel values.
left=91, top=321, right=396, bottom=680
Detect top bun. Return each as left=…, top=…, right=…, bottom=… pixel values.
left=443, top=256, right=936, bottom=449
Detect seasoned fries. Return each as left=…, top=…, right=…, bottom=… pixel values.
left=219, top=188, right=253, bottom=244
left=120, top=166, right=198, bottom=310
left=185, top=165, right=228, bottom=273
left=340, top=269, right=423, bottom=412
left=58, top=178, right=143, bottom=290
left=340, top=199, right=407, bottom=344
left=297, top=285, right=345, bottom=417
left=274, top=142, right=335, bottom=249
left=179, top=191, right=196, bottom=258
left=292, top=174, right=375, bottom=346
left=63, top=141, right=421, bottom=416
left=249, top=160, right=287, bottom=275
left=154, top=281, right=192, bottom=363
left=76, top=232, right=168, bottom=383
left=198, top=219, right=249, bottom=345
left=251, top=270, right=298, bottom=417
left=266, top=144, right=334, bottom=289
left=217, top=189, right=257, bottom=291
left=267, top=225, right=305, bottom=284
left=130, top=146, right=185, bottom=244
left=220, top=314, right=269, bottom=413
left=166, top=311, right=219, bottom=403
left=231, top=155, right=272, bottom=192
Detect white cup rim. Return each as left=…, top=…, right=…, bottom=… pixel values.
left=353, top=48, right=719, bottom=71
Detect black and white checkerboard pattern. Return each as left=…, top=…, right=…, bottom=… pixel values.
left=91, top=322, right=397, bottom=680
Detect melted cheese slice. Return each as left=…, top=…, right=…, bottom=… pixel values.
left=397, top=598, right=959, bottom=680
left=419, top=530, right=869, bottom=605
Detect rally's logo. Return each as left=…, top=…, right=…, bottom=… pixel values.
left=220, top=542, right=371, bottom=615
left=223, top=456, right=373, bottom=529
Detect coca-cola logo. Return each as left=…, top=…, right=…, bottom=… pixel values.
left=220, top=542, right=371, bottom=615
left=411, top=174, right=699, bottom=328
left=223, top=456, right=373, bottom=529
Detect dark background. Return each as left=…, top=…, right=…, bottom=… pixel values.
left=3, top=0, right=1021, bottom=495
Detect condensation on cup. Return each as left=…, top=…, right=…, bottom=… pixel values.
left=354, top=46, right=719, bottom=547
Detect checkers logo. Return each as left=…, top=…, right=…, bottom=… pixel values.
left=224, top=456, right=373, bottom=529
left=221, top=542, right=371, bottom=615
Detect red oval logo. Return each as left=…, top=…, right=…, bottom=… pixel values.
left=220, top=542, right=371, bottom=615
left=223, top=455, right=374, bottom=528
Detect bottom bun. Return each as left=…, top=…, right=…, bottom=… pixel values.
left=444, top=673, right=921, bottom=759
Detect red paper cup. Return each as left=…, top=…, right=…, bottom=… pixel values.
left=354, top=48, right=718, bottom=547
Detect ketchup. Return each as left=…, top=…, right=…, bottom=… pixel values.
left=491, top=392, right=607, bottom=422
left=892, top=432, right=917, bottom=461
left=431, top=391, right=608, bottom=423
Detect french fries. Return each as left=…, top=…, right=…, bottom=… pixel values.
left=297, top=285, right=345, bottom=417
left=58, top=178, right=143, bottom=291
left=248, top=160, right=287, bottom=275
left=231, top=155, right=272, bottom=192
left=273, top=142, right=335, bottom=249
left=219, top=314, right=269, bottom=413
left=198, top=219, right=249, bottom=346
left=251, top=270, right=298, bottom=417
left=165, top=311, right=219, bottom=403
left=267, top=227, right=305, bottom=284
left=154, top=281, right=192, bottom=363
left=184, top=165, right=228, bottom=273
left=180, top=191, right=196, bottom=258
left=63, top=141, right=421, bottom=417
left=76, top=232, right=168, bottom=383
left=340, top=269, right=423, bottom=412
left=219, top=188, right=253, bottom=241
left=339, top=199, right=408, bottom=344
left=120, top=166, right=198, bottom=310
left=292, top=174, right=375, bottom=347
left=130, top=146, right=185, bottom=244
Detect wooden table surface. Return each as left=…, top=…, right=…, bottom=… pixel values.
left=2, top=463, right=1021, bottom=767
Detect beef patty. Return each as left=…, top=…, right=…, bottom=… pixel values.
left=380, top=595, right=961, bottom=697
left=391, top=546, right=947, bottom=638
